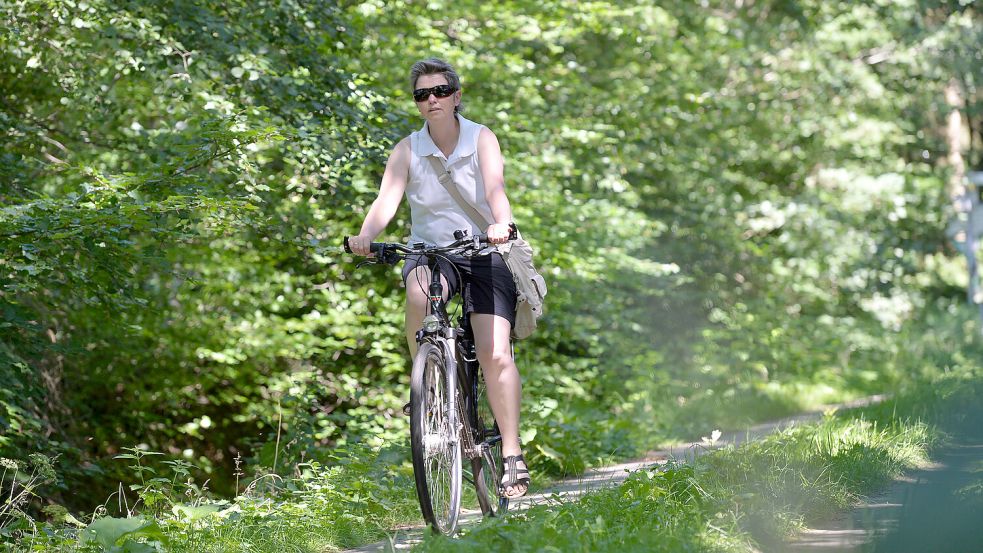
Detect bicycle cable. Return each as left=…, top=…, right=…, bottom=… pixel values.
left=408, top=250, right=469, bottom=322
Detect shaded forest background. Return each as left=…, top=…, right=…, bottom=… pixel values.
left=2, top=0, right=982, bottom=514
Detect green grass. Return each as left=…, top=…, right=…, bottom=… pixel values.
left=3, top=385, right=971, bottom=553
left=415, top=363, right=983, bottom=553
left=414, top=413, right=935, bottom=553
left=7, top=314, right=983, bottom=552
left=8, top=445, right=424, bottom=553
left=3, top=443, right=565, bottom=553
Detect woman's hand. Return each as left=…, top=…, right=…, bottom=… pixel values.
left=486, top=223, right=511, bottom=245
left=348, top=235, right=373, bottom=256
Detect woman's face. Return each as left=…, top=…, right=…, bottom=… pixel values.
left=414, top=73, right=460, bottom=122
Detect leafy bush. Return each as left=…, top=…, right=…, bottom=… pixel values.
left=2, top=3, right=981, bottom=549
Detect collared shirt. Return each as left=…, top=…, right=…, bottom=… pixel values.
left=407, top=114, right=497, bottom=247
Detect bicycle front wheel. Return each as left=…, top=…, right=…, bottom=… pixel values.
left=410, top=340, right=462, bottom=534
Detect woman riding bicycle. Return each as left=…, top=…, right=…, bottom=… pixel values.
left=347, top=58, right=529, bottom=498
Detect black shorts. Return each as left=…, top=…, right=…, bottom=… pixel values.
left=402, top=252, right=517, bottom=329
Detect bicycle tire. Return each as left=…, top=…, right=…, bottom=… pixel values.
left=471, top=368, right=509, bottom=516
left=409, top=339, right=462, bottom=534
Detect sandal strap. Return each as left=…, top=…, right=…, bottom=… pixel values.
left=501, top=455, right=530, bottom=488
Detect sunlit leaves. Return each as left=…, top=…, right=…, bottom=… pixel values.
left=2, top=0, right=979, bottom=519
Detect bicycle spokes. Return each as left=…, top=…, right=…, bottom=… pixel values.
left=410, top=341, right=462, bottom=534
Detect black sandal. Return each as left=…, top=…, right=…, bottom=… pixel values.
left=500, top=454, right=531, bottom=498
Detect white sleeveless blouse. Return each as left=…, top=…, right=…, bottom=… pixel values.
left=406, top=115, right=497, bottom=247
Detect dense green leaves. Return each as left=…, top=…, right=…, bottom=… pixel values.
left=81, top=515, right=167, bottom=552
left=1, top=1, right=981, bottom=537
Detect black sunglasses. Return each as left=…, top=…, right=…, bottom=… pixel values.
left=413, top=84, right=457, bottom=102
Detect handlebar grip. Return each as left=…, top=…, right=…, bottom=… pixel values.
left=343, top=236, right=383, bottom=255
left=455, top=224, right=519, bottom=243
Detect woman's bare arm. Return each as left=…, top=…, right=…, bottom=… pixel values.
left=350, top=138, right=411, bottom=255
left=477, top=127, right=513, bottom=243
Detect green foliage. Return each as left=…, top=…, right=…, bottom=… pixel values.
left=702, top=416, right=933, bottom=543
left=862, top=345, right=983, bottom=436
left=13, top=443, right=420, bottom=551
left=419, top=462, right=746, bottom=553
left=112, top=447, right=205, bottom=517
left=0, top=344, right=50, bottom=465
left=80, top=516, right=167, bottom=553
left=0, top=453, right=56, bottom=536
left=1, top=0, right=399, bottom=498
left=2, top=1, right=983, bottom=551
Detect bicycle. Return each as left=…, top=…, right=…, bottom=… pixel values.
left=343, top=229, right=513, bottom=535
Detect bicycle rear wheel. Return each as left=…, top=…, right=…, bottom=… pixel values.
left=471, top=368, right=509, bottom=516
left=410, top=340, right=462, bottom=534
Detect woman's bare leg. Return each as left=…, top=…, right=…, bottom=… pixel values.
left=471, top=313, right=526, bottom=497
left=404, top=265, right=450, bottom=357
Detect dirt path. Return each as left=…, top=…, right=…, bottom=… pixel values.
left=341, top=396, right=885, bottom=553
left=782, top=439, right=983, bottom=553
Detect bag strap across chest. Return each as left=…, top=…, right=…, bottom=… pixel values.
left=425, top=155, right=493, bottom=229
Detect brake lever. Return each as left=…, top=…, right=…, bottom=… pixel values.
left=379, top=248, right=402, bottom=265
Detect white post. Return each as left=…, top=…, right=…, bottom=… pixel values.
left=968, top=172, right=983, bottom=331
left=967, top=183, right=979, bottom=305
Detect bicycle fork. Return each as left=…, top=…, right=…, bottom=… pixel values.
left=439, top=329, right=463, bottom=534
left=439, top=330, right=460, bottom=447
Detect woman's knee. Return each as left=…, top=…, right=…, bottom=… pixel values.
left=479, top=347, right=514, bottom=371
left=405, top=285, right=428, bottom=312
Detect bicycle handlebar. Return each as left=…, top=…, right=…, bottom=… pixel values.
left=342, top=236, right=388, bottom=255
left=343, top=225, right=518, bottom=258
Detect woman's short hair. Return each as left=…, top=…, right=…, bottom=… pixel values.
left=409, top=57, right=463, bottom=114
